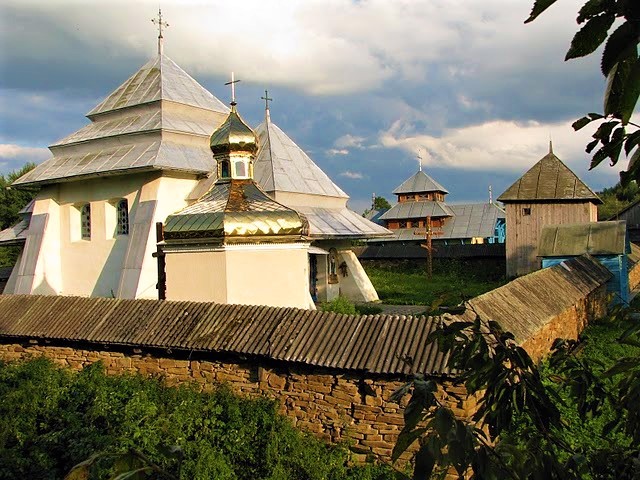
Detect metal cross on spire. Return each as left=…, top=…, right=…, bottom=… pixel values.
left=417, top=149, right=423, bottom=171
left=261, top=89, right=273, bottom=120
left=151, top=8, right=169, bottom=55
left=225, top=72, right=241, bottom=105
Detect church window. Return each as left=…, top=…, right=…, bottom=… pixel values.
left=234, top=159, right=247, bottom=178
left=116, top=199, right=129, bottom=235
left=219, top=159, right=231, bottom=178
left=523, top=207, right=531, bottom=216
left=80, top=203, right=91, bottom=240
left=399, top=221, right=407, bottom=228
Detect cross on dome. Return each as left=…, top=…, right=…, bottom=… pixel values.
left=151, top=8, right=169, bottom=55
left=224, top=72, right=241, bottom=105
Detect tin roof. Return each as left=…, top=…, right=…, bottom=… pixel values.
left=13, top=142, right=215, bottom=186
left=369, top=203, right=504, bottom=242
left=538, top=221, right=628, bottom=257
left=88, top=54, right=228, bottom=117
left=254, top=116, right=348, bottom=198
left=164, top=180, right=307, bottom=241
left=13, top=55, right=229, bottom=187
left=0, top=218, right=30, bottom=246
left=0, top=295, right=451, bottom=376
left=392, top=170, right=448, bottom=195
left=379, top=201, right=453, bottom=221
left=497, top=151, right=601, bottom=203
left=296, top=206, right=391, bottom=239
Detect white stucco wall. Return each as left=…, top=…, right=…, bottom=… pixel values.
left=336, top=250, right=379, bottom=302
left=164, top=243, right=313, bottom=309
left=165, top=249, right=228, bottom=302
left=11, top=172, right=198, bottom=299
left=225, top=244, right=312, bottom=309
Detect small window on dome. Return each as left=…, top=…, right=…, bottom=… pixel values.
left=234, top=160, right=247, bottom=177
left=220, top=160, right=231, bottom=178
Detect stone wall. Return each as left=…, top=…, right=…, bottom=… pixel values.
left=0, top=342, right=476, bottom=464
left=519, top=284, right=608, bottom=362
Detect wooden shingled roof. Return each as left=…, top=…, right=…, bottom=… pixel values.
left=498, top=149, right=601, bottom=203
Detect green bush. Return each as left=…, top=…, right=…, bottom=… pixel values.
left=0, top=358, right=401, bottom=480
left=320, top=296, right=357, bottom=315
left=355, top=304, right=383, bottom=315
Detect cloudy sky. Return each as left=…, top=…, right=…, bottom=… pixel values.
left=0, top=0, right=631, bottom=213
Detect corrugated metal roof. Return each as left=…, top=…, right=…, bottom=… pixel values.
left=392, top=170, right=448, bottom=195
left=0, top=294, right=450, bottom=376
left=0, top=255, right=610, bottom=373
left=444, top=203, right=505, bottom=239
left=297, top=206, right=391, bottom=239
left=88, top=55, right=228, bottom=117
left=379, top=201, right=453, bottom=221
left=538, top=221, right=628, bottom=256
left=254, top=117, right=348, bottom=199
left=498, top=151, right=601, bottom=203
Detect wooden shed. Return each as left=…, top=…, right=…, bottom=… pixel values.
left=498, top=144, right=601, bottom=277
left=538, top=221, right=630, bottom=304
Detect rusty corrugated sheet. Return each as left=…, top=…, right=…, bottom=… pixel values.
left=0, top=255, right=610, bottom=376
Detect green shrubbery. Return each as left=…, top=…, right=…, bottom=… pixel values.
left=319, top=297, right=383, bottom=316
left=0, top=358, right=399, bottom=480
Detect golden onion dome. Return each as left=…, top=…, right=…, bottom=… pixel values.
left=209, top=104, right=258, bottom=155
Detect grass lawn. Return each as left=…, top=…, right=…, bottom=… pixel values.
left=363, top=260, right=504, bottom=306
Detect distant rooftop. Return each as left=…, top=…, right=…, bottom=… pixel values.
left=392, top=170, right=448, bottom=195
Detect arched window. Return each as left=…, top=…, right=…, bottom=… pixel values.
left=328, top=248, right=338, bottom=284
left=80, top=203, right=91, bottom=240
left=116, top=199, right=129, bottom=235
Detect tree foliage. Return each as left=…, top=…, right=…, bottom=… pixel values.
left=0, top=358, right=400, bottom=480
left=0, top=163, right=38, bottom=267
left=0, top=162, right=37, bottom=230
left=597, top=180, right=640, bottom=219
left=392, top=307, right=640, bottom=479
left=526, top=0, right=640, bottom=183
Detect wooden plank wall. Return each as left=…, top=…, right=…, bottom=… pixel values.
left=505, top=202, right=597, bottom=277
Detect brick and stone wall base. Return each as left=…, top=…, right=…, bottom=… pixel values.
left=0, top=343, right=477, bottom=465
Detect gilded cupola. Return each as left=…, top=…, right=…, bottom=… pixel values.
left=210, top=103, right=257, bottom=181
left=163, top=84, right=308, bottom=244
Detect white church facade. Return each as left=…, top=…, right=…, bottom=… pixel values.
left=0, top=52, right=390, bottom=308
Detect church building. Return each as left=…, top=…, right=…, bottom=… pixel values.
left=0, top=28, right=389, bottom=307
left=366, top=166, right=506, bottom=247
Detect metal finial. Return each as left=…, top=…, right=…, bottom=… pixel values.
left=151, top=8, right=169, bottom=55
left=549, top=139, right=553, bottom=154
left=261, top=89, right=273, bottom=120
left=225, top=72, right=241, bottom=105
left=489, top=185, right=493, bottom=204
left=417, top=149, right=423, bottom=171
